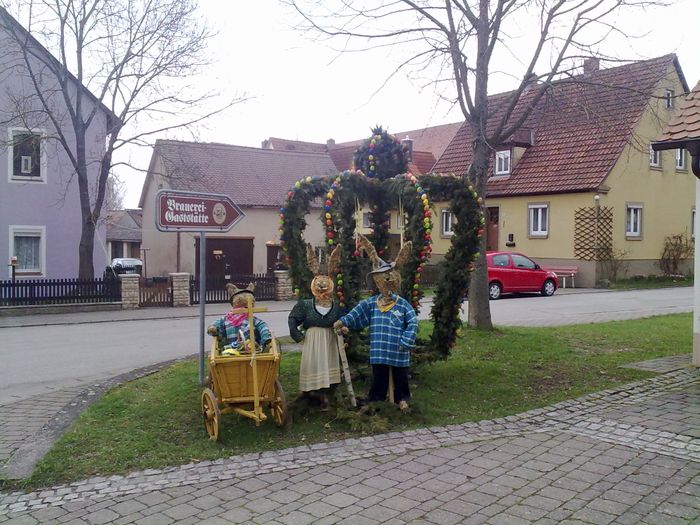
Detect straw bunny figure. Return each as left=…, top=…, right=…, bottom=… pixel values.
left=334, top=234, right=417, bottom=412
left=207, top=283, right=272, bottom=354
left=288, top=244, right=343, bottom=410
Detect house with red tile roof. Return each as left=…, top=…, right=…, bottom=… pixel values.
left=139, top=140, right=337, bottom=277
left=432, top=54, right=695, bottom=287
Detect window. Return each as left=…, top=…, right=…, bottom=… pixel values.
left=626, top=204, right=643, bottom=238
left=676, top=149, right=686, bottom=170
left=495, top=150, right=511, bottom=175
left=9, top=226, right=45, bottom=275
left=692, top=208, right=696, bottom=240
left=664, top=89, right=674, bottom=109
left=649, top=145, right=661, bottom=168
left=441, top=209, right=454, bottom=236
left=8, top=129, right=45, bottom=182
left=362, top=212, right=370, bottom=228
left=492, top=254, right=509, bottom=267
left=511, top=254, right=536, bottom=269
left=528, top=203, right=548, bottom=237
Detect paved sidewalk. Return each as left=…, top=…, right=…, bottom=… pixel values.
left=1, top=361, right=698, bottom=524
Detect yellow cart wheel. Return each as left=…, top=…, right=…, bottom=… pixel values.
left=201, top=388, right=221, bottom=441
left=271, top=379, right=288, bottom=427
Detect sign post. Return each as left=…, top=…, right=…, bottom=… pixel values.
left=155, top=190, right=245, bottom=384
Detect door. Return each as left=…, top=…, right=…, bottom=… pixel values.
left=510, top=253, right=540, bottom=291
left=486, top=207, right=499, bottom=251
left=266, top=245, right=280, bottom=274
left=195, top=238, right=254, bottom=279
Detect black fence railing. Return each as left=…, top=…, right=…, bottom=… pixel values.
left=190, top=274, right=277, bottom=304
left=0, top=277, right=121, bottom=306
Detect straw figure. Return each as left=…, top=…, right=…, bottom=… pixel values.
left=288, top=244, right=343, bottom=410
left=207, top=283, right=272, bottom=354
left=334, top=234, right=418, bottom=412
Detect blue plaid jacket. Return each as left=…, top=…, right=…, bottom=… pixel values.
left=339, top=294, right=418, bottom=367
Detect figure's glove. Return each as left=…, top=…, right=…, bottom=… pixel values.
left=333, top=320, right=348, bottom=335
left=206, top=326, right=218, bottom=336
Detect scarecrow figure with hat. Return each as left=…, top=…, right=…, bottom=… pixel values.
left=288, top=244, right=343, bottom=410
left=207, top=283, right=272, bottom=354
left=334, top=234, right=417, bottom=412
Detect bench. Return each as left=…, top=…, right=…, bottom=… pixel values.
left=544, top=266, right=579, bottom=288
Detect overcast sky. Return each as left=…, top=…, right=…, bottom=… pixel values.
left=121, top=0, right=700, bottom=207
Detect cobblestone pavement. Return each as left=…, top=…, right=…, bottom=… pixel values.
left=1, top=362, right=698, bottom=524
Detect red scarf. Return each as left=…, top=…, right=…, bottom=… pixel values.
left=225, top=312, right=248, bottom=327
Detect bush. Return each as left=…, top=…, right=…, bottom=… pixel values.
left=659, top=233, right=694, bottom=276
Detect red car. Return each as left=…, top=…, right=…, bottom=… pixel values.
left=486, top=251, right=558, bottom=299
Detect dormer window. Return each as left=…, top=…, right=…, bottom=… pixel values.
left=495, top=150, right=511, bottom=175
left=664, top=89, right=674, bottom=109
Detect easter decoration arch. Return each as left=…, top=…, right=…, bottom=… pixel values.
left=278, top=126, right=483, bottom=361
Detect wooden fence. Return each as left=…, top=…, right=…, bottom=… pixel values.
left=190, top=274, right=277, bottom=304
left=0, top=277, right=121, bottom=306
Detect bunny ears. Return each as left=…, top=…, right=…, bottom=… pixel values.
left=226, top=282, right=255, bottom=303
left=306, top=243, right=341, bottom=276
left=357, top=233, right=412, bottom=274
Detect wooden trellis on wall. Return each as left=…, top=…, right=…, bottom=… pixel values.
left=574, top=206, right=613, bottom=261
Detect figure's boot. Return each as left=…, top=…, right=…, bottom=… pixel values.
left=398, top=400, right=410, bottom=413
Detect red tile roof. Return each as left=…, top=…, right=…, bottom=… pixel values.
left=333, top=122, right=462, bottom=160
left=433, top=55, right=686, bottom=197
left=151, top=140, right=338, bottom=208
left=655, top=81, right=700, bottom=144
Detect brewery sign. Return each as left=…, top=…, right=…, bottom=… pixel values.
left=155, top=190, right=244, bottom=232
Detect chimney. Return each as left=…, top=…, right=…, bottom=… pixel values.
left=583, top=57, right=600, bottom=74
left=326, top=138, right=336, bottom=149
left=261, top=139, right=271, bottom=149
left=401, top=135, right=413, bottom=162
left=524, top=72, right=538, bottom=91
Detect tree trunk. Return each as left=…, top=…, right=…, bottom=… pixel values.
left=467, top=134, right=493, bottom=330
left=78, top=216, right=96, bottom=279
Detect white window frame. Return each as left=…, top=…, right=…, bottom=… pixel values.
left=664, top=88, right=674, bottom=110
left=8, top=128, right=47, bottom=183
left=625, top=203, right=643, bottom=239
left=649, top=144, right=661, bottom=168
left=676, top=149, right=686, bottom=170
left=9, top=225, right=46, bottom=277
left=441, top=208, right=455, bottom=236
left=528, top=203, right=549, bottom=237
left=495, top=150, right=511, bottom=176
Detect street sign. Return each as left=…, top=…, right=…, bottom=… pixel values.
left=155, top=189, right=244, bottom=232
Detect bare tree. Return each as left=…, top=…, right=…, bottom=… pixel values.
left=284, top=0, right=671, bottom=329
left=0, top=0, right=242, bottom=278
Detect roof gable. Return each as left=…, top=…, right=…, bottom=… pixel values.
left=0, top=7, right=119, bottom=126
left=434, top=54, right=684, bottom=196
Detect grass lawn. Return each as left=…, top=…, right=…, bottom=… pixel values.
left=16, top=313, right=692, bottom=490
left=609, top=275, right=693, bottom=290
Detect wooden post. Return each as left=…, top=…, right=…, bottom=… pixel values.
left=336, top=333, right=356, bottom=407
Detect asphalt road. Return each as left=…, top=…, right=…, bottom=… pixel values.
left=0, top=287, right=693, bottom=405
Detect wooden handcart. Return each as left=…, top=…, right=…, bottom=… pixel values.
left=201, top=298, right=288, bottom=441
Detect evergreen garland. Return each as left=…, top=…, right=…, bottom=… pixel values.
left=279, top=133, right=484, bottom=363
left=353, top=126, right=408, bottom=182
left=420, top=175, right=484, bottom=359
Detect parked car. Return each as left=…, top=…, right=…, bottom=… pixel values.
left=107, top=257, right=143, bottom=276
left=486, top=251, right=558, bottom=299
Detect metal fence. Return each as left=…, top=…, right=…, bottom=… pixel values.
left=0, top=277, right=121, bottom=306
left=190, top=274, right=277, bottom=304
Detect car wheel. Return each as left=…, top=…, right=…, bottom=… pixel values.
left=489, top=282, right=502, bottom=300
left=541, top=279, right=556, bottom=297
